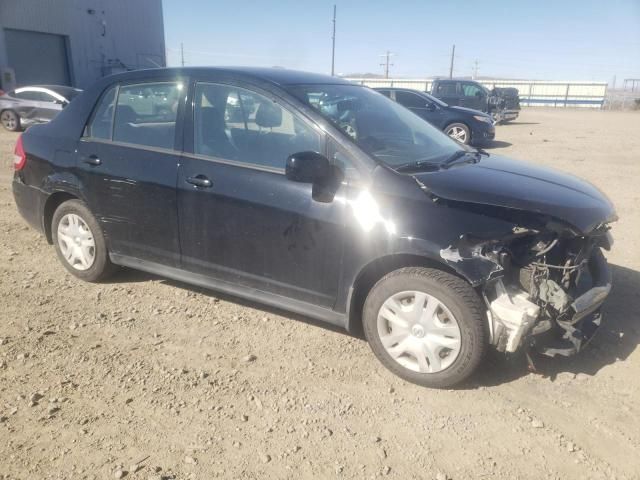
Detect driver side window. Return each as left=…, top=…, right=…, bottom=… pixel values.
left=194, top=83, right=321, bottom=169
left=461, top=83, right=483, bottom=97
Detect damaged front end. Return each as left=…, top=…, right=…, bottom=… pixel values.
left=443, top=221, right=613, bottom=357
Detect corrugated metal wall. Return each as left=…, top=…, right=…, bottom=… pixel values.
left=347, top=78, right=608, bottom=108
left=0, top=0, right=165, bottom=88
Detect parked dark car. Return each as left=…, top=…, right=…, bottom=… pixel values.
left=430, top=79, right=520, bottom=123
left=375, top=87, right=495, bottom=146
left=12, top=67, right=616, bottom=388
left=0, top=85, right=82, bottom=131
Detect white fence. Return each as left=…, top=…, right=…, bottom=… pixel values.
left=346, top=78, right=608, bottom=108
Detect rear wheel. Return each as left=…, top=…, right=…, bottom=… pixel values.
left=1, top=110, right=21, bottom=132
left=363, top=267, right=486, bottom=388
left=445, top=122, right=470, bottom=145
left=52, top=199, right=117, bottom=282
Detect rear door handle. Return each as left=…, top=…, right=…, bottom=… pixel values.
left=186, top=175, right=212, bottom=188
left=82, top=155, right=101, bottom=166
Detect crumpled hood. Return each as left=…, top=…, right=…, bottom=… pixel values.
left=413, top=154, right=617, bottom=234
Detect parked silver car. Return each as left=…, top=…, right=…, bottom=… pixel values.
left=0, top=85, right=82, bottom=131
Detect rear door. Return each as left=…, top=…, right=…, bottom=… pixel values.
left=177, top=81, right=346, bottom=307
left=37, top=90, right=64, bottom=121
left=75, top=79, right=185, bottom=266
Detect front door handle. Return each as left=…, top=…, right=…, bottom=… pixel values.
left=82, top=155, right=101, bottom=166
left=186, top=175, right=212, bottom=188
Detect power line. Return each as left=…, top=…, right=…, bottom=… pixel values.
left=449, top=44, right=455, bottom=78
left=379, top=51, right=395, bottom=78
left=331, top=5, right=336, bottom=76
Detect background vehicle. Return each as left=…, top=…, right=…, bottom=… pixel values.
left=0, top=85, right=82, bottom=131
left=430, top=79, right=520, bottom=123
left=12, top=68, right=615, bottom=388
left=375, top=87, right=495, bottom=146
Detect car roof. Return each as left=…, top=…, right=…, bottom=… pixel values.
left=102, top=67, right=354, bottom=86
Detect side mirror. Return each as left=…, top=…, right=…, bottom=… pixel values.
left=426, top=102, right=436, bottom=111
left=54, top=99, right=68, bottom=106
left=285, top=151, right=330, bottom=184
left=475, top=91, right=483, bottom=98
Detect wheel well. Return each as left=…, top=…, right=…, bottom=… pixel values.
left=43, top=192, right=78, bottom=244
left=346, top=254, right=462, bottom=336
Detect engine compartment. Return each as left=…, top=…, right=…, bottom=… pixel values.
left=484, top=225, right=612, bottom=356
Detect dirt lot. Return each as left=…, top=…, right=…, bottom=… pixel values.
left=1, top=108, right=639, bottom=480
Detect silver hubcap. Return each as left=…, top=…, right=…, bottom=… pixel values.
left=1, top=111, right=17, bottom=129
left=377, top=291, right=462, bottom=374
left=57, top=214, right=96, bottom=271
left=446, top=126, right=468, bottom=143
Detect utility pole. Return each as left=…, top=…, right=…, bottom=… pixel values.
left=473, top=59, right=479, bottom=80
left=180, top=42, right=185, bottom=67
left=449, top=44, right=455, bottom=78
left=379, top=51, right=394, bottom=79
left=331, top=5, right=336, bottom=76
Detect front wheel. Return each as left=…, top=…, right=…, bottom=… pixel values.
left=52, top=199, right=117, bottom=282
left=363, top=267, right=487, bottom=388
left=1, top=110, right=21, bottom=131
left=445, top=122, right=470, bottom=145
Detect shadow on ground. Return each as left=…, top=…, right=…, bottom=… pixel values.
left=486, top=140, right=512, bottom=149
left=472, top=264, right=640, bottom=388
left=106, top=262, right=640, bottom=388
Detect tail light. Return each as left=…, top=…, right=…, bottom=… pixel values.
left=14, top=134, right=26, bottom=170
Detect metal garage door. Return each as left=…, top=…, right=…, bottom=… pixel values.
left=4, top=28, right=71, bottom=86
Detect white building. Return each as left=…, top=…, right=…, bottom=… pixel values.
left=0, top=0, right=165, bottom=90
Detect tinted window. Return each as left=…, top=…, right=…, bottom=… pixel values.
left=461, top=83, right=483, bottom=97
left=87, top=86, right=117, bottom=140
left=395, top=91, right=427, bottom=109
left=376, top=89, right=391, bottom=98
left=194, top=83, right=321, bottom=169
left=113, top=82, right=181, bottom=149
left=435, top=82, right=457, bottom=96
left=14, top=90, right=43, bottom=101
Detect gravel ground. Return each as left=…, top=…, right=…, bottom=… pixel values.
left=1, top=108, right=639, bottom=480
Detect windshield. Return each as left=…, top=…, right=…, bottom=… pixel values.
left=287, top=84, right=462, bottom=167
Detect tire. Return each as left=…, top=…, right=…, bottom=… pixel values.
left=363, top=267, right=487, bottom=388
left=445, top=122, right=471, bottom=145
left=0, top=110, right=21, bottom=132
left=51, top=199, right=117, bottom=282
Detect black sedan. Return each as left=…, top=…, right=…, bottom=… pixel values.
left=375, top=87, right=495, bottom=146
left=12, top=67, right=615, bottom=388
left=0, top=85, right=82, bottom=131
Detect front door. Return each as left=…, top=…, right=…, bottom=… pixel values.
left=459, top=82, right=487, bottom=111
left=76, top=80, right=185, bottom=266
left=394, top=90, right=443, bottom=127
left=177, top=81, right=346, bottom=307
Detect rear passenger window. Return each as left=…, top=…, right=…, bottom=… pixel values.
left=194, top=83, right=320, bottom=169
left=112, top=82, right=182, bottom=149
left=87, top=86, right=117, bottom=139
left=435, top=83, right=457, bottom=96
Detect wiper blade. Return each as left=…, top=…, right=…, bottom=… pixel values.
left=441, top=149, right=485, bottom=168
left=395, top=160, right=440, bottom=173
